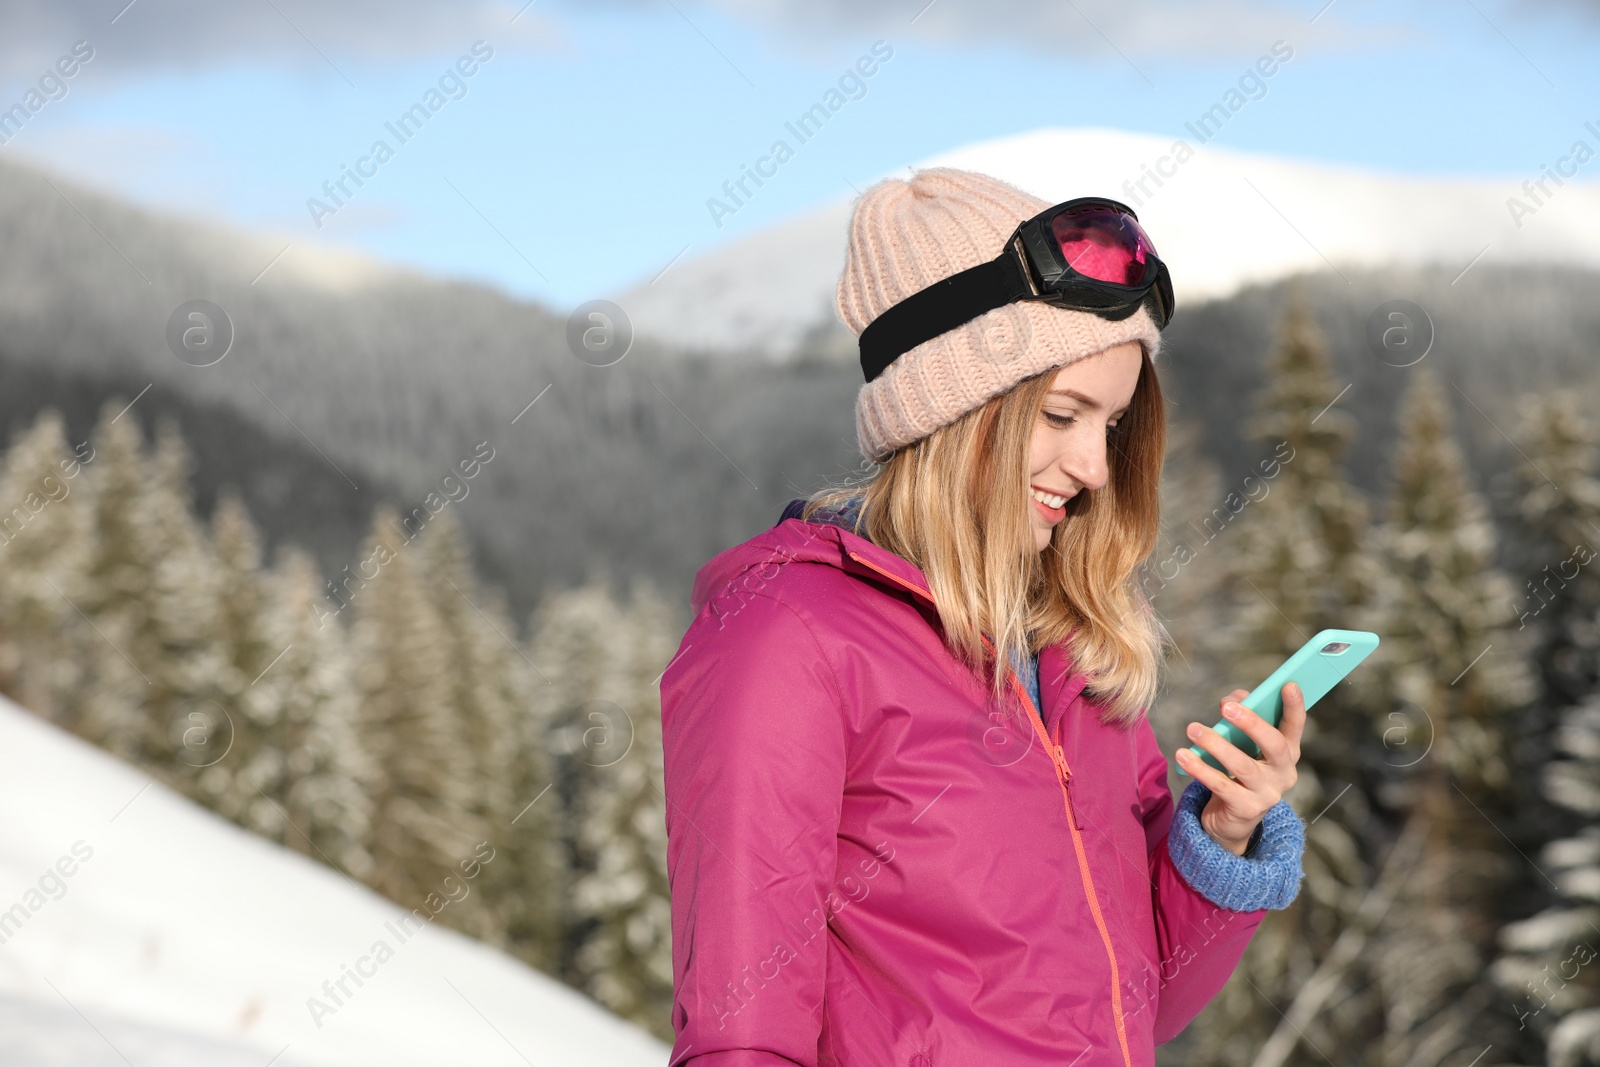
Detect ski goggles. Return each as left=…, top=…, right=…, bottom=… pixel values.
left=858, top=196, right=1175, bottom=383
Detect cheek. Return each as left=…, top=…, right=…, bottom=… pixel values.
left=1028, top=430, right=1057, bottom=477
left=1030, top=427, right=1079, bottom=477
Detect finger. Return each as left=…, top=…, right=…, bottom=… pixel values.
left=1187, top=720, right=1264, bottom=785
left=1175, top=745, right=1242, bottom=800
left=1278, top=681, right=1307, bottom=751
left=1216, top=689, right=1251, bottom=738
left=1219, top=700, right=1289, bottom=765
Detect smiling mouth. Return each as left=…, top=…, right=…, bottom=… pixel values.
left=1030, top=486, right=1071, bottom=523
left=1030, top=486, right=1069, bottom=509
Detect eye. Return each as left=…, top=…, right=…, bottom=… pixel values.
left=1044, top=412, right=1076, bottom=428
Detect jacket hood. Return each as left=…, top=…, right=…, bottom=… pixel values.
left=689, top=503, right=935, bottom=620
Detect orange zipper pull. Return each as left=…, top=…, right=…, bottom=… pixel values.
left=1049, top=742, right=1075, bottom=831
left=1052, top=745, right=1082, bottom=830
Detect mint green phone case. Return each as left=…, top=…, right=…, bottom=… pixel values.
left=1179, top=628, right=1380, bottom=776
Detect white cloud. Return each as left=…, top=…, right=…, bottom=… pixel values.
left=0, top=1, right=561, bottom=80
left=0, top=0, right=1583, bottom=79
left=697, top=0, right=1407, bottom=61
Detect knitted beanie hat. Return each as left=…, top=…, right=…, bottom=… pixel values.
left=838, top=167, right=1164, bottom=463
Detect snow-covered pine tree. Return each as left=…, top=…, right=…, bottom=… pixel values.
left=497, top=649, right=567, bottom=976
left=74, top=401, right=157, bottom=761
left=77, top=406, right=225, bottom=774
left=419, top=510, right=554, bottom=952
left=183, top=492, right=284, bottom=824
left=1505, top=389, right=1600, bottom=835
left=269, top=548, right=374, bottom=881
left=530, top=576, right=676, bottom=1039
left=1362, top=363, right=1537, bottom=1066
left=1221, top=289, right=1377, bottom=636
left=569, top=577, right=675, bottom=1038
left=144, top=419, right=229, bottom=756
left=197, top=493, right=374, bottom=872
left=0, top=410, right=93, bottom=726
left=347, top=507, right=484, bottom=914
left=531, top=579, right=622, bottom=983
left=1139, top=415, right=1226, bottom=683
left=1485, top=387, right=1600, bottom=1066
left=1179, top=290, right=1385, bottom=1067
left=1492, top=689, right=1600, bottom=1066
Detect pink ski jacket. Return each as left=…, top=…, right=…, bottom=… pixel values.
left=661, top=508, right=1304, bottom=1067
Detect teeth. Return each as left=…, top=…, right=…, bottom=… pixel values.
left=1031, top=488, right=1066, bottom=509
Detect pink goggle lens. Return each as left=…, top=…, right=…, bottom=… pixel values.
left=1050, top=206, right=1157, bottom=286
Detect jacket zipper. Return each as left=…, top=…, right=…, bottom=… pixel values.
left=844, top=550, right=1134, bottom=1067
left=997, top=657, right=1133, bottom=1067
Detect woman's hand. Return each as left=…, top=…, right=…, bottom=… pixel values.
left=1175, top=683, right=1306, bottom=856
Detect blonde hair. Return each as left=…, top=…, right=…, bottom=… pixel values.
left=805, top=350, right=1169, bottom=725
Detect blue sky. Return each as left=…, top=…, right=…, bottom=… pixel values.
left=2, top=0, right=1597, bottom=311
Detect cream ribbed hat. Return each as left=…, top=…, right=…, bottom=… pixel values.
left=838, top=167, right=1164, bottom=463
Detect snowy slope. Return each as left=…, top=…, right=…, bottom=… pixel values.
left=0, top=695, right=669, bottom=1067
left=618, top=198, right=856, bottom=357
left=617, top=126, right=1600, bottom=358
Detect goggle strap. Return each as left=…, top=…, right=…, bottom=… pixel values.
left=859, top=250, right=1032, bottom=383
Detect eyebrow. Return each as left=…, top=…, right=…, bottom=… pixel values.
left=1048, top=388, right=1128, bottom=414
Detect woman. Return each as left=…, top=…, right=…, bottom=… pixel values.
left=660, top=168, right=1306, bottom=1067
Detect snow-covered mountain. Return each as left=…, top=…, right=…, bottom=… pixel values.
left=0, top=695, right=669, bottom=1067
left=616, top=126, right=1600, bottom=359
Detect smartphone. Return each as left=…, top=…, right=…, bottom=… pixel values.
left=1179, top=629, right=1380, bottom=776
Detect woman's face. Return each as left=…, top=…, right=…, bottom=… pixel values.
left=1027, top=341, right=1143, bottom=553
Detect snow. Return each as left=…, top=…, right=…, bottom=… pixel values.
left=618, top=197, right=856, bottom=358
left=617, top=126, right=1600, bottom=359
left=0, top=694, right=670, bottom=1067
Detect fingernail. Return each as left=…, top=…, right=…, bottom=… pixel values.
left=1186, top=722, right=1202, bottom=738
left=1222, top=703, right=1241, bottom=719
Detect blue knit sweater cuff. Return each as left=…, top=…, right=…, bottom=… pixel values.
left=1166, top=780, right=1305, bottom=912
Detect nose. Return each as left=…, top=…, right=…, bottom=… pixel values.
left=1055, top=432, right=1111, bottom=493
